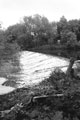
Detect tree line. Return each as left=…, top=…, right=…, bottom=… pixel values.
left=0, top=14, right=80, bottom=53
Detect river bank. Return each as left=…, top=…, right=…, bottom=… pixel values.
left=29, top=44, right=80, bottom=59
left=0, top=68, right=80, bottom=120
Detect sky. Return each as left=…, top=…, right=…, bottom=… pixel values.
left=0, top=0, right=80, bottom=28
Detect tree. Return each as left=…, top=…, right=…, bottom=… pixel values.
left=66, top=32, right=77, bottom=46
left=23, top=14, right=57, bottom=47
left=5, top=24, right=26, bottom=43
left=57, top=16, right=68, bottom=39
left=17, top=33, right=33, bottom=49
left=60, top=30, right=77, bottom=46
left=66, top=19, right=80, bottom=42
left=0, top=30, right=5, bottom=50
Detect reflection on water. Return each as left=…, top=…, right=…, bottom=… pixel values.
left=0, top=51, right=69, bottom=95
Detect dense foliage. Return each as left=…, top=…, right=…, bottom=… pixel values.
left=0, top=15, right=80, bottom=53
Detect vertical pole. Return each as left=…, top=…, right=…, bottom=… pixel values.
left=66, top=57, right=76, bottom=78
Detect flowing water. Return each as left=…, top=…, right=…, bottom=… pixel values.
left=0, top=51, right=69, bottom=95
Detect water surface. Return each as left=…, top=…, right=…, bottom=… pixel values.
left=0, top=51, right=69, bottom=95
left=19, top=51, right=68, bottom=87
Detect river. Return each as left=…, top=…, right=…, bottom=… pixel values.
left=0, top=51, right=69, bottom=95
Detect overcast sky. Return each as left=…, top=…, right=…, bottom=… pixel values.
left=0, top=0, right=80, bottom=28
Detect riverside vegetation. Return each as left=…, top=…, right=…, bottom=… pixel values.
left=1, top=67, right=80, bottom=120
left=0, top=15, right=80, bottom=120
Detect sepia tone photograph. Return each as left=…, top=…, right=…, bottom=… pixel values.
left=0, top=0, right=80, bottom=120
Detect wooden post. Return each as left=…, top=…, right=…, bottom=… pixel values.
left=66, top=57, right=76, bottom=79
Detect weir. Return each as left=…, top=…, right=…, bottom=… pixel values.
left=0, top=51, right=69, bottom=95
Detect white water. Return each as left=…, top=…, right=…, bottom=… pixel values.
left=0, top=78, right=15, bottom=95
left=0, top=51, right=69, bottom=95
left=19, top=51, right=69, bottom=87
